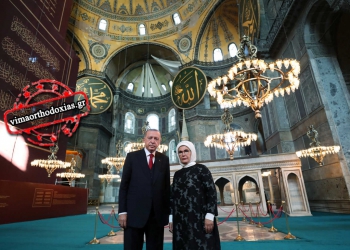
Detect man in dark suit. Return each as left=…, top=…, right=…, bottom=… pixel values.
left=118, top=129, right=170, bottom=250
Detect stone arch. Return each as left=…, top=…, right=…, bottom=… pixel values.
left=237, top=175, right=260, bottom=204
left=214, top=176, right=232, bottom=205
left=286, top=173, right=306, bottom=212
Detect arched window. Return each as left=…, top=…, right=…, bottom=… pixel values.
left=169, top=139, right=177, bottom=163
left=147, top=113, right=159, bottom=130
left=169, top=80, right=173, bottom=88
left=98, top=19, right=107, bottom=31
left=124, top=112, right=135, bottom=134
left=173, top=13, right=181, bottom=25
left=213, top=48, right=223, bottom=62
left=229, top=43, right=238, bottom=58
left=139, top=23, right=146, bottom=35
left=161, top=84, right=166, bottom=91
left=168, top=108, right=176, bottom=132
left=127, top=83, right=134, bottom=92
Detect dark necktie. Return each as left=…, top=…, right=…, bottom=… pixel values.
left=149, top=154, right=154, bottom=169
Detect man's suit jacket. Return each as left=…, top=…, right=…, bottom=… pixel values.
left=118, top=149, right=170, bottom=228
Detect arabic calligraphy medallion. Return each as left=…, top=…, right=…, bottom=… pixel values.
left=171, top=67, right=207, bottom=109
left=75, top=77, right=113, bottom=114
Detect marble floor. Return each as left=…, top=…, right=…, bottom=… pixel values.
left=88, top=204, right=289, bottom=244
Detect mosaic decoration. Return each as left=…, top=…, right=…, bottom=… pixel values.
left=151, top=1, right=161, bottom=12
left=204, top=25, right=211, bottom=62
left=79, top=0, right=181, bottom=21
left=241, top=0, right=260, bottom=44
left=211, top=18, right=221, bottom=47
left=143, top=0, right=150, bottom=13
left=113, top=24, right=132, bottom=33
left=99, top=0, right=112, bottom=12
left=218, top=16, right=233, bottom=42
left=113, top=0, right=117, bottom=12
left=182, top=0, right=201, bottom=17
left=159, top=0, right=165, bottom=8
left=72, top=14, right=192, bottom=41
left=135, top=4, right=145, bottom=15
left=150, top=20, right=169, bottom=31
left=81, top=12, right=89, bottom=21
left=118, top=4, right=129, bottom=14
left=88, top=41, right=110, bottom=63
left=129, top=0, right=133, bottom=15
left=174, top=32, right=192, bottom=56
left=137, top=108, right=145, bottom=114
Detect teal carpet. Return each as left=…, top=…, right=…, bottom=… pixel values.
left=1, top=212, right=350, bottom=249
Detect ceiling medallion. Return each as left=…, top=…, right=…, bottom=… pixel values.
left=177, top=35, right=192, bottom=54
left=89, top=42, right=108, bottom=60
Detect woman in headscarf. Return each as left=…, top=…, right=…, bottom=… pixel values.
left=169, top=141, right=221, bottom=250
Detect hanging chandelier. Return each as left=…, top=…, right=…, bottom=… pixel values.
left=31, top=145, right=70, bottom=177
left=56, top=158, right=85, bottom=186
left=99, top=140, right=125, bottom=183
left=296, top=125, right=340, bottom=166
left=204, top=109, right=257, bottom=160
left=99, top=161, right=121, bottom=184
left=98, top=172, right=121, bottom=184
left=207, top=35, right=301, bottom=119
left=125, top=122, right=168, bottom=153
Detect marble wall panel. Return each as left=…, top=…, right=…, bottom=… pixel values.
left=198, top=142, right=211, bottom=161
left=300, top=66, right=321, bottom=114
left=273, top=97, right=290, bottom=129
left=281, top=141, right=295, bottom=153
left=305, top=177, right=349, bottom=200
left=285, top=93, right=299, bottom=126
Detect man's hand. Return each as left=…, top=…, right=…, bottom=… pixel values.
left=204, top=219, right=214, bottom=233
left=169, top=222, right=173, bottom=233
left=118, top=214, right=127, bottom=228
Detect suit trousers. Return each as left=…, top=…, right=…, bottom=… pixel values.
left=123, top=208, right=164, bottom=250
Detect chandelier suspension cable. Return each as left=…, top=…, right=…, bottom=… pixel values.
left=31, top=144, right=70, bottom=177
left=204, top=109, right=257, bottom=160
left=56, top=128, right=85, bottom=185
left=99, top=139, right=125, bottom=184
left=296, top=125, right=340, bottom=166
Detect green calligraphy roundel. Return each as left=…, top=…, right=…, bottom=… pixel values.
left=75, top=77, right=113, bottom=114
left=171, top=67, right=207, bottom=109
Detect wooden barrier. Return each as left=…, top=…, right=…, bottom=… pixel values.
left=0, top=180, right=88, bottom=224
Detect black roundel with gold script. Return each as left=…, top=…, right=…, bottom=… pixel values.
left=75, top=77, right=113, bottom=114
left=171, top=67, right=207, bottom=109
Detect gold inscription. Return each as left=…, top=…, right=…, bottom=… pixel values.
left=0, top=203, right=9, bottom=208
left=32, top=188, right=53, bottom=207
left=11, top=16, right=60, bottom=71
left=2, top=37, right=55, bottom=79
left=40, top=0, right=57, bottom=18
left=0, top=60, right=30, bottom=90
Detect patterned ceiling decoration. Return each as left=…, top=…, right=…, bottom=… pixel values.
left=150, top=20, right=169, bottom=31
left=196, top=0, right=242, bottom=62
left=113, top=24, right=133, bottom=33
left=78, top=0, right=182, bottom=20
left=240, top=0, right=260, bottom=43
left=174, top=31, right=192, bottom=56
left=88, top=40, right=110, bottom=63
